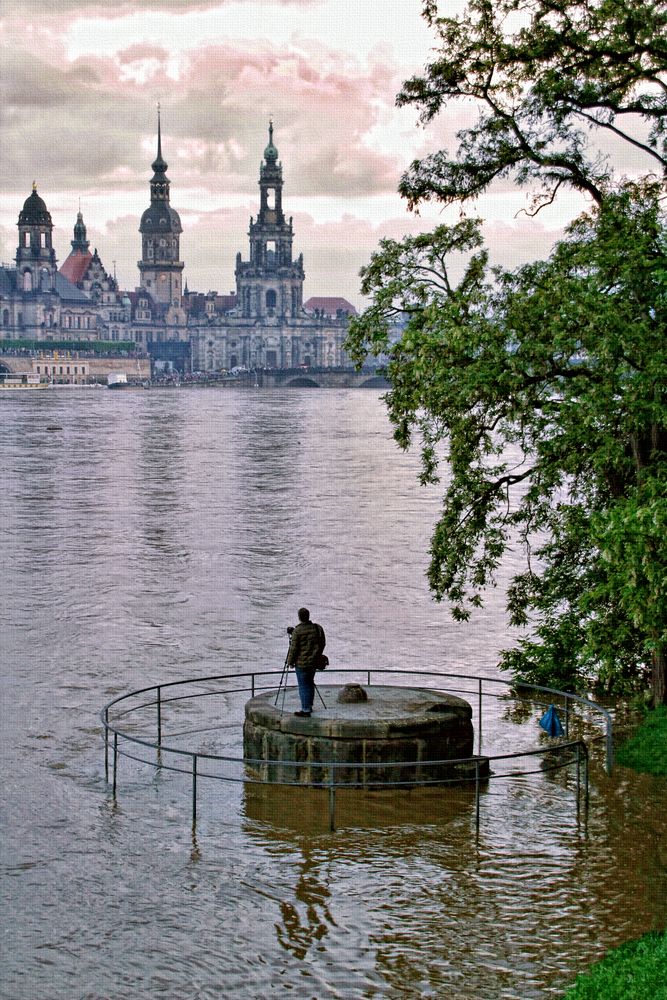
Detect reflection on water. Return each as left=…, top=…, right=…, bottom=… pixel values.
left=0, top=389, right=665, bottom=1000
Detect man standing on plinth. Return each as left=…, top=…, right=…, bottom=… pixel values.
left=287, top=607, right=326, bottom=717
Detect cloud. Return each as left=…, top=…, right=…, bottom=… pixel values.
left=2, top=0, right=318, bottom=15
left=0, top=37, right=406, bottom=202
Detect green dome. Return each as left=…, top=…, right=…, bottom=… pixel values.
left=264, top=121, right=278, bottom=163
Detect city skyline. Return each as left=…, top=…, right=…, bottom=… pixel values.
left=1, top=1, right=582, bottom=306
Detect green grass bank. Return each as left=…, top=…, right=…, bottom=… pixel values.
left=615, top=704, right=667, bottom=776
left=561, top=930, right=667, bottom=999
left=561, top=707, right=667, bottom=997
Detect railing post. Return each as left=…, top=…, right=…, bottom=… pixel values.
left=564, top=696, right=570, bottom=738
left=475, top=758, right=480, bottom=843
left=112, top=732, right=118, bottom=798
left=192, top=755, right=198, bottom=829
left=251, top=673, right=255, bottom=698
left=104, top=710, right=109, bottom=783
left=328, top=765, right=336, bottom=833
left=477, top=678, right=483, bottom=755
left=575, top=742, right=581, bottom=817
left=606, top=715, right=614, bottom=774
left=156, top=686, right=162, bottom=747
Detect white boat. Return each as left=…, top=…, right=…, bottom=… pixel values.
left=0, top=373, right=50, bottom=391
left=107, top=372, right=129, bottom=389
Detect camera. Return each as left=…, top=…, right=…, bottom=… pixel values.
left=286, top=626, right=294, bottom=635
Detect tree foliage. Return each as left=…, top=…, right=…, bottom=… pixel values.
left=348, top=0, right=667, bottom=702
left=398, top=0, right=667, bottom=212
left=349, top=185, right=667, bottom=699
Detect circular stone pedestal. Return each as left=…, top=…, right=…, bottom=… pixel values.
left=243, top=685, right=490, bottom=787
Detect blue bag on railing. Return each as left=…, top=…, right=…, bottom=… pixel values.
left=539, top=704, right=564, bottom=737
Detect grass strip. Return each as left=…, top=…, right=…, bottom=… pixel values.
left=562, top=931, right=667, bottom=998
left=616, top=705, right=667, bottom=776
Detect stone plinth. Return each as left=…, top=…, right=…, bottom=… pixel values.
left=243, top=685, right=490, bottom=787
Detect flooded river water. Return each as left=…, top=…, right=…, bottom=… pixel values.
left=1, top=387, right=665, bottom=999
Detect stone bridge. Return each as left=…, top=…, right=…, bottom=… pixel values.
left=0, top=355, right=31, bottom=373
left=257, top=367, right=389, bottom=389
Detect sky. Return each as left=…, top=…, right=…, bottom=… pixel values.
left=0, top=0, right=584, bottom=307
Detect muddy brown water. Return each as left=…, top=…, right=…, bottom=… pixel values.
left=1, top=389, right=665, bottom=999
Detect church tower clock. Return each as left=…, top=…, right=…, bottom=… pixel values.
left=138, top=110, right=184, bottom=309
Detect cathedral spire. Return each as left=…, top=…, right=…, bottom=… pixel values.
left=152, top=103, right=168, bottom=176
left=139, top=107, right=184, bottom=308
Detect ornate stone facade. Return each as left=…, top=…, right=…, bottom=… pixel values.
left=0, top=122, right=354, bottom=371
left=189, top=124, right=353, bottom=372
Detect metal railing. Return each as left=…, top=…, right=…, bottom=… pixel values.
left=101, top=668, right=610, bottom=832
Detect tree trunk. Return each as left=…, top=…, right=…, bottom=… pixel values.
left=652, top=647, right=667, bottom=706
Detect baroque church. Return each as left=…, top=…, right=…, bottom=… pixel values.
left=0, top=120, right=355, bottom=372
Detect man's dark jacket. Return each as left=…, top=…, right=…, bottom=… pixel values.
left=287, top=621, right=326, bottom=669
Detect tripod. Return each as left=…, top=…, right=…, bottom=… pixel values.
left=274, top=629, right=327, bottom=713
left=274, top=646, right=291, bottom=712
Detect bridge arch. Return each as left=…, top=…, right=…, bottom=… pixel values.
left=283, top=376, right=320, bottom=387
left=359, top=375, right=389, bottom=388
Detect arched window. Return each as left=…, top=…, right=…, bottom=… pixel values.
left=266, top=290, right=277, bottom=309
left=22, top=271, right=32, bottom=292
left=2, top=309, right=9, bottom=326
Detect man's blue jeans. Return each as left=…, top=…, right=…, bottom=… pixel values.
left=295, top=667, right=316, bottom=712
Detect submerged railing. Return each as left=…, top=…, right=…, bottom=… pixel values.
left=100, top=668, right=612, bottom=832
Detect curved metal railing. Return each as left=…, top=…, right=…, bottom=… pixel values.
left=100, top=668, right=611, bottom=831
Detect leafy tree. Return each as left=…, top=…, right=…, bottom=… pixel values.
left=398, top=0, right=667, bottom=212
left=346, top=0, right=667, bottom=703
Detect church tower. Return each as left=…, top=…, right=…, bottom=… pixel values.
left=235, top=122, right=305, bottom=319
left=70, top=209, right=90, bottom=255
left=138, top=109, right=184, bottom=308
left=15, top=183, right=57, bottom=293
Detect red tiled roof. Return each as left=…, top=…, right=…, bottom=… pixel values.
left=304, top=296, right=357, bottom=316
left=60, top=251, right=92, bottom=285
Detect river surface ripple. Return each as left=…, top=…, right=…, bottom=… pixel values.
left=0, top=388, right=665, bottom=1000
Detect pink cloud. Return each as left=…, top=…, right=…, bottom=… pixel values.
left=116, top=45, right=171, bottom=66
left=4, top=0, right=318, bottom=17
left=0, top=34, right=404, bottom=197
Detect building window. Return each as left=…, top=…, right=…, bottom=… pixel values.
left=2, top=309, right=8, bottom=326
left=266, top=290, right=277, bottom=309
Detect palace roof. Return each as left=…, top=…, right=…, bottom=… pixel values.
left=60, top=251, right=93, bottom=286
left=304, top=297, right=357, bottom=317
